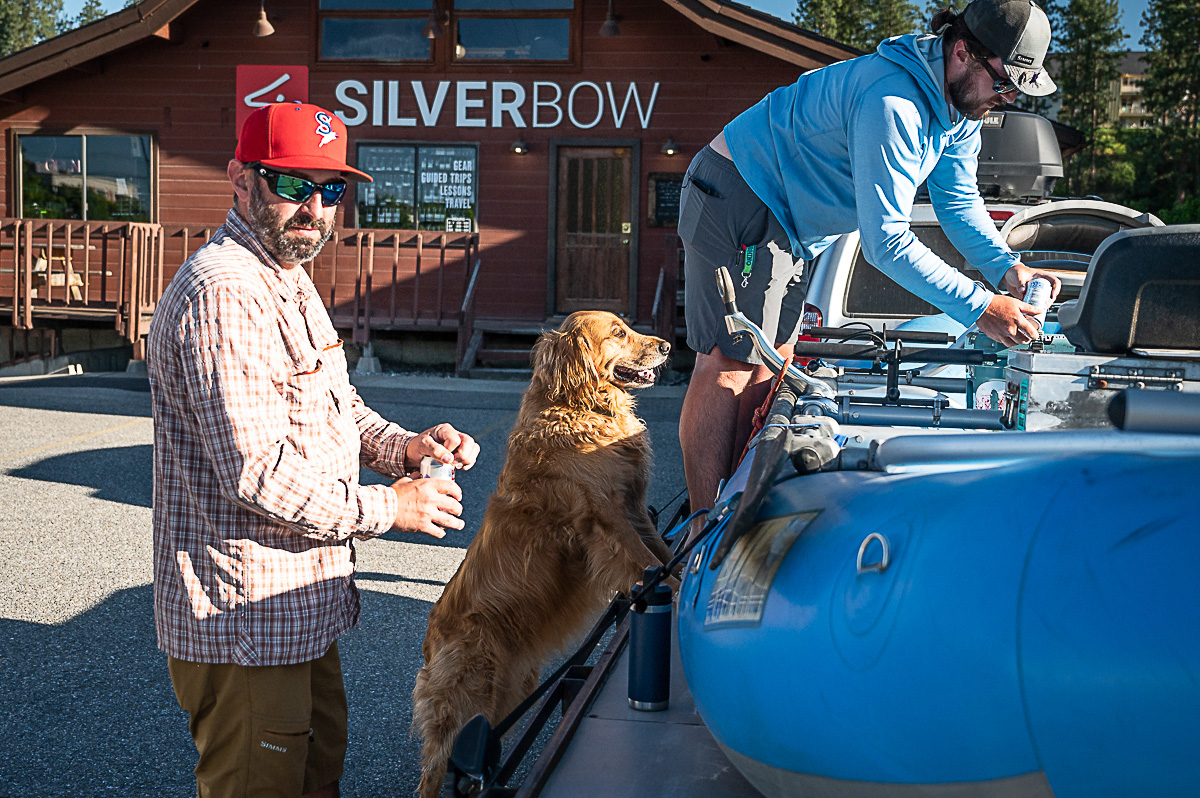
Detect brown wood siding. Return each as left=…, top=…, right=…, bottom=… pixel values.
left=1, top=0, right=828, bottom=329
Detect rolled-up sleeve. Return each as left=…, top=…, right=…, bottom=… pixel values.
left=352, top=388, right=416, bottom=478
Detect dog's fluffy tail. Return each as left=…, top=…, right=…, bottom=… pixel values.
left=412, top=634, right=544, bottom=798
left=412, top=639, right=497, bottom=798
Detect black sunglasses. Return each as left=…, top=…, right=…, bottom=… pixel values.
left=975, top=55, right=1019, bottom=95
left=252, top=164, right=347, bottom=206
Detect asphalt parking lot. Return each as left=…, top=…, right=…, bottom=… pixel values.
left=0, top=370, right=688, bottom=797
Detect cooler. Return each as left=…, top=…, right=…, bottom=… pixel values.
left=1004, top=350, right=1200, bottom=430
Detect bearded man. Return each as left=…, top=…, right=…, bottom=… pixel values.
left=146, top=102, right=479, bottom=798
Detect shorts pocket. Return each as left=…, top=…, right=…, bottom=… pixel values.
left=735, top=203, right=771, bottom=252
left=676, top=178, right=709, bottom=245
left=248, top=722, right=311, bottom=797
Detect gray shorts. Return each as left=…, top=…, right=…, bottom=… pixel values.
left=678, top=145, right=808, bottom=364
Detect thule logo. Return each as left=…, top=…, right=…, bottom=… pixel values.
left=260, top=741, right=288, bottom=753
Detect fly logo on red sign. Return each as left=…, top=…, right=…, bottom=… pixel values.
left=236, top=65, right=309, bottom=131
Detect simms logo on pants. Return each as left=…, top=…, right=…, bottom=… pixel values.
left=260, top=740, right=289, bottom=753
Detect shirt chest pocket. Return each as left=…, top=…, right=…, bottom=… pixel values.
left=275, top=299, right=360, bottom=472
left=275, top=310, right=336, bottom=449
left=280, top=356, right=335, bottom=459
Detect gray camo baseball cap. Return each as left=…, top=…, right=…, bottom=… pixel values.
left=964, top=0, right=1057, bottom=96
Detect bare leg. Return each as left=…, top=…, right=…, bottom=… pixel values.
left=679, top=347, right=753, bottom=545
left=680, top=344, right=795, bottom=546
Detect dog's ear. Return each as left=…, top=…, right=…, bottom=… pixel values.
left=532, top=329, right=600, bottom=405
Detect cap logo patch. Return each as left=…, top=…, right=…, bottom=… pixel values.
left=1012, top=53, right=1035, bottom=66
left=314, top=111, right=337, bottom=147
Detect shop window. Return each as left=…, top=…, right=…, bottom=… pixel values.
left=356, top=144, right=477, bottom=231
left=317, top=0, right=576, bottom=64
left=19, top=134, right=152, bottom=222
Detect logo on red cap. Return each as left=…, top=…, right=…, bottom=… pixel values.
left=315, top=112, right=338, bottom=148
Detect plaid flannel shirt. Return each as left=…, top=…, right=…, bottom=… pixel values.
left=147, top=209, right=414, bottom=666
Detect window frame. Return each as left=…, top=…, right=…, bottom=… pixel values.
left=352, top=139, right=480, bottom=232
left=12, top=127, right=158, bottom=223
left=316, top=8, right=435, bottom=64
left=313, top=0, right=581, bottom=70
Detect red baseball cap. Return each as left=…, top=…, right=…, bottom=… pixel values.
left=235, top=102, right=373, bottom=183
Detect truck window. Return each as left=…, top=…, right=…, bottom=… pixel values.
left=844, top=225, right=985, bottom=318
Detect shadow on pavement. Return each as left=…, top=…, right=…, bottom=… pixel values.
left=0, top=375, right=151, bottom=419
left=0, top=584, right=437, bottom=797
left=9, top=444, right=153, bottom=508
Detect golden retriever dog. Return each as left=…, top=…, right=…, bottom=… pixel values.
left=412, top=310, right=675, bottom=798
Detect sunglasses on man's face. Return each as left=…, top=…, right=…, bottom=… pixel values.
left=253, top=165, right=348, bottom=206
left=975, top=56, right=1019, bottom=95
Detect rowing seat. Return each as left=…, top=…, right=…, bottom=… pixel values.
left=1057, top=225, right=1200, bottom=354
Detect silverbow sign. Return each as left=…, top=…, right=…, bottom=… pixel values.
left=331, top=79, right=662, bottom=129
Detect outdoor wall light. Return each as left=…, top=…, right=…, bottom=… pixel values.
left=253, top=0, right=275, bottom=37
left=511, top=138, right=529, bottom=155
left=661, top=137, right=679, bottom=156
left=599, top=0, right=620, bottom=37
left=423, top=3, right=447, bottom=39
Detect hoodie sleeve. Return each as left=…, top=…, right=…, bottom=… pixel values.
left=927, top=126, right=1020, bottom=289
left=847, top=92, right=996, bottom=327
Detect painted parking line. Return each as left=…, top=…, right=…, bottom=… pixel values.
left=0, top=417, right=151, bottom=465
left=475, top=412, right=516, bottom=441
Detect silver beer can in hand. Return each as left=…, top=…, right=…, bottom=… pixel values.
left=1024, top=277, right=1053, bottom=330
left=420, top=455, right=456, bottom=480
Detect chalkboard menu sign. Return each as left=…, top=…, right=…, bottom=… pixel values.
left=648, top=172, right=685, bottom=227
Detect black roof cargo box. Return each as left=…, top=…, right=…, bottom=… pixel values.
left=977, top=110, right=1063, bottom=201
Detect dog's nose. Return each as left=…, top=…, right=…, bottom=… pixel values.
left=658, top=340, right=672, bottom=356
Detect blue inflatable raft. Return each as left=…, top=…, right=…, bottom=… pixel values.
left=678, top=431, right=1200, bottom=798
left=677, top=226, right=1200, bottom=798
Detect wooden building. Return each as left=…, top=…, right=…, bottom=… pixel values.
left=0, top=0, right=856, bottom=373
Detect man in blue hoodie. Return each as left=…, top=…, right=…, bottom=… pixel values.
left=678, top=0, right=1060, bottom=535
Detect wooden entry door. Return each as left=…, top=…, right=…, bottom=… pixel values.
left=554, top=146, right=633, bottom=315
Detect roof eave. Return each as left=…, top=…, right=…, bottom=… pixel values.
left=0, top=0, right=198, bottom=98
left=0, top=0, right=861, bottom=100
left=661, top=0, right=862, bottom=69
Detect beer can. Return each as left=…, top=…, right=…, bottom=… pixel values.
left=1024, top=277, right=1052, bottom=329
left=419, top=456, right=456, bottom=480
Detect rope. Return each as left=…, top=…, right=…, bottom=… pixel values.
left=736, top=348, right=799, bottom=468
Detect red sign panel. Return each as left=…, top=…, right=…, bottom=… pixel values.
left=235, top=65, right=310, bottom=132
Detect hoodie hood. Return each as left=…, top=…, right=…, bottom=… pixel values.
left=877, top=33, right=960, bottom=130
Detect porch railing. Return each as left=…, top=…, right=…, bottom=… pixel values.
left=1, top=219, right=164, bottom=353
left=1, top=218, right=478, bottom=359
left=309, top=229, right=479, bottom=346
left=652, top=233, right=683, bottom=344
